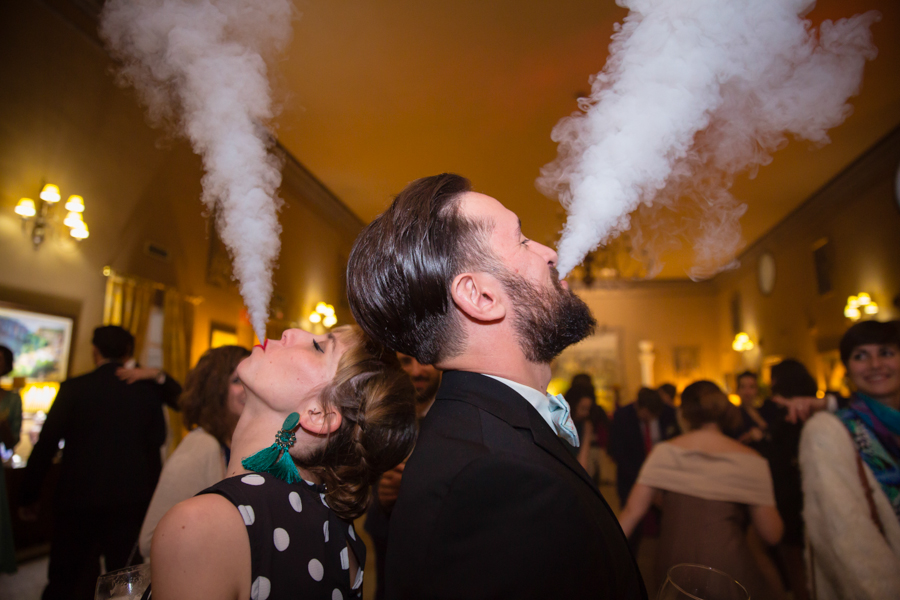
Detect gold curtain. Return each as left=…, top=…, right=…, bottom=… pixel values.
left=103, top=275, right=156, bottom=360
left=162, top=288, right=192, bottom=452
left=103, top=270, right=199, bottom=452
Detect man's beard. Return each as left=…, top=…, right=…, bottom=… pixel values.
left=497, top=267, right=596, bottom=364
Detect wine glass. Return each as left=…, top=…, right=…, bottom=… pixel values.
left=657, top=563, right=750, bottom=600
left=95, top=563, right=151, bottom=600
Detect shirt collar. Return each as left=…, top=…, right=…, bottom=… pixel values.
left=482, top=374, right=555, bottom=433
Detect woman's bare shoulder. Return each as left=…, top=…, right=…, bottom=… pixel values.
left=151, top=494, right=250, bottom=599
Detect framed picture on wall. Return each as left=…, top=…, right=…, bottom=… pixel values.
left=209, top=322, right=239, bottom=348
left=0, top=305, right=74, bottom=384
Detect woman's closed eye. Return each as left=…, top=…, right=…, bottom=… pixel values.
left=313, top=339, right=324, bottom=354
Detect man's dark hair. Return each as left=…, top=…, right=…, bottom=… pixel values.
left=347, top=174, right=496, bottom=364
left=770, top=359, right=817, bottom=399
left=736, top=370, right=757, bottom=385
left=92, top=326, right=135, bottom=360
left=0, top=345, right=13, bottom=377
left=635, top=387, right=664, bottom=417
left=657, top=383, right=676, bottom=400
left=840, top=320, right=900, bottom=366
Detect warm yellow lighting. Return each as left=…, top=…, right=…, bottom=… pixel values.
left=732, top=332, right=754, bottom=352
left=40, top=184, right=61, bottom=203
left=70, top=224, right=89, bottom=239
left=102, top=266, right=112, bottom=277
left=816, top=390, right=825, bottom=399
left=309, top=312, right=322, bottom=324
left=323, top=314, right=337, bottom=328
left=65, top=194, right=85, bottom=212
left=315, top=302, right=328, bottom=314
left=728, top=394, right=741, bottom=406
left=15, top=198, right=36, bottom=218
left=64, top=211, right=84, bottom=228
left=844, top=292, right=878, bottom=321
left=22, top=382, right=60, bottom=413
left=320, top=304, right=335, bottom=318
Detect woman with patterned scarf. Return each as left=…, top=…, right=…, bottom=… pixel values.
left=800, top=319, right=900, bottom=599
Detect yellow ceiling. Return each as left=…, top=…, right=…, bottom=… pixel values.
left=273, top=0, right=900, bottom=279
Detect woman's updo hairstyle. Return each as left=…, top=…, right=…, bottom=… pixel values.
left=680, top=380, right=741, bottom=432
left=297, top=326, right=418, bottom=520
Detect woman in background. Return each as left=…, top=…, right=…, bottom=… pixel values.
left=563, top=374, right=597, bottom=475
left=151, top=326, right=417, bottom=599
left=138, top=345, right=250, bottom=559
left=800, top=320, right=900, bottom=599
left=0, top=345, right=22, bottom=574
left=619, top=380, right=783, bottom=598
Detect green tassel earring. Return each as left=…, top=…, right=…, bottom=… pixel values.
left=242, top=412, right=302, bottom=484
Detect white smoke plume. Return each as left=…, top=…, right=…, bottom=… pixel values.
left=538, top=0, right=879, bottom=280
left=99, top=0, right=293, bottom=340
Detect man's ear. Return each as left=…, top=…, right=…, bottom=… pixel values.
left=298, top=403, right=343, bottom=436
left=450, top=272, right=506, bottom=323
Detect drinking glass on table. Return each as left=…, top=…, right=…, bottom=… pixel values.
left=95, top=563, right=151, bottom=600
left=658, top=564, right=750, bottom=600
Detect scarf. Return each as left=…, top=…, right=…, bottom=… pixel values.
left=837, top=393, right=900, bottom=523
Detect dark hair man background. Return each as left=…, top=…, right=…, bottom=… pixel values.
left=608, top=386, right=681, bottom=551
left=19, top=325, right=182, bottom=600
left=347, top=174, right=646, bottom=599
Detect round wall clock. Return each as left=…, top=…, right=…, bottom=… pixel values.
left=758, top=252, right=776, bottom=296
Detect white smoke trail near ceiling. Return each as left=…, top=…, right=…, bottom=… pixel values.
left=538, top=0, right=879, bottom=280
left=99, top=0, right=293, bottom=340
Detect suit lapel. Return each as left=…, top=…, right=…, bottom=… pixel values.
left=438, top=371, right=602, bottom=500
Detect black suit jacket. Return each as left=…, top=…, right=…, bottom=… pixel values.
left=384, top=371, right=647, bottom=600
left=608, top=403, right=680, bottom=504
left=21, top=363, right=181, bottom=512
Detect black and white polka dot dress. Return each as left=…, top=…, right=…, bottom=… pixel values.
left=200, top=472, right=365, bottom=600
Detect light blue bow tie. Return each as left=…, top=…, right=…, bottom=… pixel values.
left=547, top=393, right=580, bottom=448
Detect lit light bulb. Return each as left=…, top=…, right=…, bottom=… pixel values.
left=856, top=293, right=871, bottom=306
left=64, top=211, right=84, bottom=228
left=309, top=312, right=322, bottom=324
left=321, top=304, right=335, bottom=317
left=844, top=306, right=861, bottom=320
left=70, top=224, right=89, bottom=239
left=323, top=314, right=337, bottom=328
left=315, top=302, right=328, bottom=314
left=65, top=195, right=85, bottom=212
left=40, top=184, right=61, bottom=203
left=15, top=198, right=36, bottom=218
left=864, top=302, right=879, bottom=315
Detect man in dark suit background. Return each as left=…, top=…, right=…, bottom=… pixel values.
left=608, top=387, right=680, bottom=550
left=347, top=174, right=647, bottom=599
left=19, top=325, right=181, bottom=600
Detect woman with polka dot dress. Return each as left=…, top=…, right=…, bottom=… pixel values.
left=150, top=326, right=417, bottom=600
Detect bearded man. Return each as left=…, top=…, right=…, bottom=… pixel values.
left=347, top=174, right=647, bottom=599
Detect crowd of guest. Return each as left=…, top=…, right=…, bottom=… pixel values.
left=1, top=316, right=898, bottom=599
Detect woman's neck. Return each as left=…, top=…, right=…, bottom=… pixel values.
left=696, top=422, right=722, bottom=433
left=863, top=390, right=900, bottom=411
left=226, top=401, right=321, bottom=484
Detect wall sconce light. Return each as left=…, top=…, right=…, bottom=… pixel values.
left=309, top=302, right=337, bottom=328
left=14, top=183, right=89, bottom=247
left=844, top=293, right=878, bottom=321
left=732, top=332, right=755, bottom=352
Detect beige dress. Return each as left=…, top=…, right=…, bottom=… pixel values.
left=637, top=442, right=777, bottom=599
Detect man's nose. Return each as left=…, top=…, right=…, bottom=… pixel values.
left=534, top=241, right=558, bottom=267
